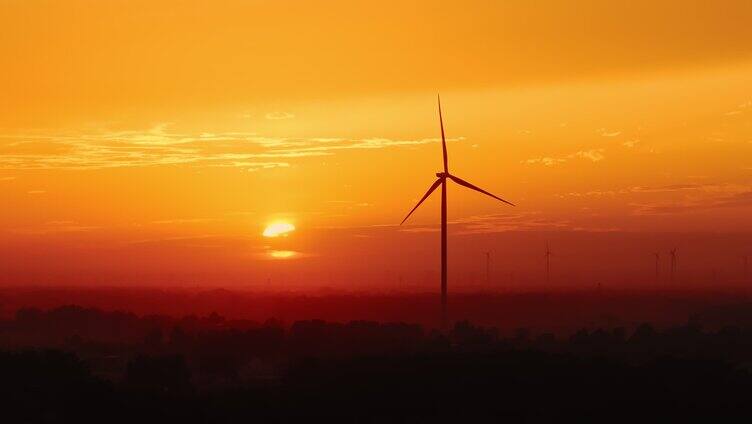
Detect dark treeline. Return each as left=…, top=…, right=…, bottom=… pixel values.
left=5, top=304, right=752, bottom=421
left=3, top=286, right=750, bottom=332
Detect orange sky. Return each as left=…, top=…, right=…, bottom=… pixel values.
left=2, top=1, right=752, bottom=290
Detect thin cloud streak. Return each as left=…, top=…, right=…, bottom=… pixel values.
left=523, top=148, right=606, bottom=166
left=9, top=221, right=101, bottom=235
left=265, top=112, right=295, bottom=120
left=0, top=125, right=465, bottom=171
left=395, top=212, right=621, bottom=234
left=632, top=189, right=752, bottom=215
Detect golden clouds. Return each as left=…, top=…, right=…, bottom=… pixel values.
left=0, top=125, right=466, bottom=171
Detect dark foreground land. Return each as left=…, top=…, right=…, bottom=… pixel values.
left=4, top=297, right=752, bottom=422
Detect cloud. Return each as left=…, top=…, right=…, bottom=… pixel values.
left=0, top=176, right=16, bottom=181
left=622, top=139, right=640, bottom=148
left=523, top=148, right=605, bottom=166
left=523, top=157, right=567, bottom=166
left=451, top=212, right=573, bottom=234
left=398, top=227, right=440, bottom=233
left=26, top=190, right=45, bottom=194
left=10, top=220, right=100, bottom=234
left=269, top=137, right=466, bottom=155
left=325, top=200, right=356, bottom=204
left=575, top=148, right=605, bottom=162
left=632, top=192, right=752, bottom=215
left=557, top=182, right=752, bottom=217
left=333, top=211, right=620, bottom=234
left=631, top=184, right=752, bottom=215
left=210, top=161, right=292, bottom=171
left=129, top=234, right=223, bottom=245
left=630, top=184, right=702, bottom=193
left=0, top=125, right=461, bottom=171
left=150, top=218, right=217, bottom=225
left=597, top=128, right=622, bottom=137
left=265, top=112, right=295, bottom=120
left=724, top=100, right=752, bottom=116
left=448, top=212, right=620, bottom=234
left=395, top=213, right=582, bottom=234
left=559, top=190, right=619, bottom=198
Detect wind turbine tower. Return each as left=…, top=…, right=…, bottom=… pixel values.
left=484, top=251, right=491, bottom=285
left=545, top=242, right=553, bottom=286
left=401, top=96, right=515, bottom=330
left=653, top=252, right=660, bottom=281
left=669, top=248, right=677, bottom=283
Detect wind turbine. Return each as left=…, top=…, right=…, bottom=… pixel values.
left=400, top=96, right=514, bottom=330
left=484, top=251, right=491, bottom=285
left=653, top=252, right=660, bottom=281
left=669, top=248, right=677, bottom=283
left=742, top=255, right=749, bottom=282
left=545, top=242, right=553, bottom=286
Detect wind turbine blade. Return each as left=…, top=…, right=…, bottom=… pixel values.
left=438, top=94, right=448, bottom=173
left=447, top=174, right=515, bottom=206
left=400, top=178, right=443, bottom=225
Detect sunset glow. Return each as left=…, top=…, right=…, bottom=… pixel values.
left=6, top=3, right=752, bottom=420
left=263, top=222, right=296, bottom=238
left=1, top=1, right=751, bottom=292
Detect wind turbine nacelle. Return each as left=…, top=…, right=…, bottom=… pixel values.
left=436, top=172, right=449, bottom=178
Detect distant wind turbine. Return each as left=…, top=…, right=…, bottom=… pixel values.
left=742, top=255, right=749, bottom=281
left=669, top=248, right=677, bottom=283
left=484, top=251, right=491, bottom=285
left=545, top=242, right=553, bottom=286
left=653, top=252, right=660, bottom=281
left=400, top=96, right=515, bottom=330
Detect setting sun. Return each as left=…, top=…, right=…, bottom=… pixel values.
left=263, top=222, right=296, bottom=238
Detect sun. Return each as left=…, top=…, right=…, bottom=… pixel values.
left=263, top=221, right=296, bottom=238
